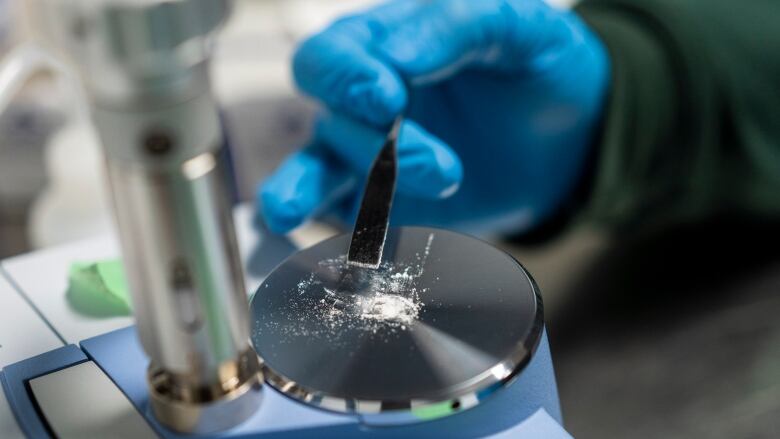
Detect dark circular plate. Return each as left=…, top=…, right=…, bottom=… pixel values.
left=250, top=227, right=543, bottom=422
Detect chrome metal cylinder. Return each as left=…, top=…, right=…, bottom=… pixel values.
left=96, top=89, right=263, bottom=433
left=100, top=93, right=262, bottom=435
left=95, top=83, right=262, bottom=434
left=110, top=154, right=263, bottom=428
left=35, top=0, right=263, bottom=433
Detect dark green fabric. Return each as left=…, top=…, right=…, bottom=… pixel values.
left=576, top=0, right=780, bottom=233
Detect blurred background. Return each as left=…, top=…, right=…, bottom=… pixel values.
left=0, top=0, right=777, bottom=438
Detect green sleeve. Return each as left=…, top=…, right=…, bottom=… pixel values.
left=576, top=0, right=780, bottom=233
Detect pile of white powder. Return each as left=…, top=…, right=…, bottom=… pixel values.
left=262, top=233, right=435, bottom=344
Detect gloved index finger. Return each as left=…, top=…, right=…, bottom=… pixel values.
left=316, top=112, right=463, bottom=200
left=292, top=1, right=423, bottom=127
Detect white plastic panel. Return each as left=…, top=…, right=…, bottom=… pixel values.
left=1, top=204, right=332, bottom=345
left=0, top=271, right=62, bottom=367
left=1, top=236, right=131, bottom=344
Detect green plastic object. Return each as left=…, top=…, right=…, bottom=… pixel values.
left=66, top=259, right=132, bottom=317
left=411, top=400, right=459, bottom=421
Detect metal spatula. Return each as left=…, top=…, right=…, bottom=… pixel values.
left=347, top=116, right=402, bottom=269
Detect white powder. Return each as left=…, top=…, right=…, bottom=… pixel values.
left=260, top=233, right=436, bottom=344
left=357, top=293, right=419, bottom=325
left=309, top=256, right=424, bottom=334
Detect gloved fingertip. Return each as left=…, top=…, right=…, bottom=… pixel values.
left=434, top=144, right=463, bottom=199
left=257, top=182, right=305, bottom=235
left=345, top=73, right=406, bottom=126
left=438, top=181, right=461, bottom=199
left=433, top=164, right=462, bottom=200
left=396, top=122, right=464, bottom=199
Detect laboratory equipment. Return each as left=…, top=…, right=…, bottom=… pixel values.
left=0, top=211, right=566, bottom=437
left=0, top=0, right=569, bottom=437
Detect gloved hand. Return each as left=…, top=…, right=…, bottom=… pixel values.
left=259, top=0, right=610, bottom=235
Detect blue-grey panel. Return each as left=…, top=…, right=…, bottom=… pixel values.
left=81, top=326, right=563, bottom=438
left=80, top=326, right=358, bottom=439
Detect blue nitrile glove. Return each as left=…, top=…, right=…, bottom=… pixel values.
left=259, top=0, right=610, bottom=235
